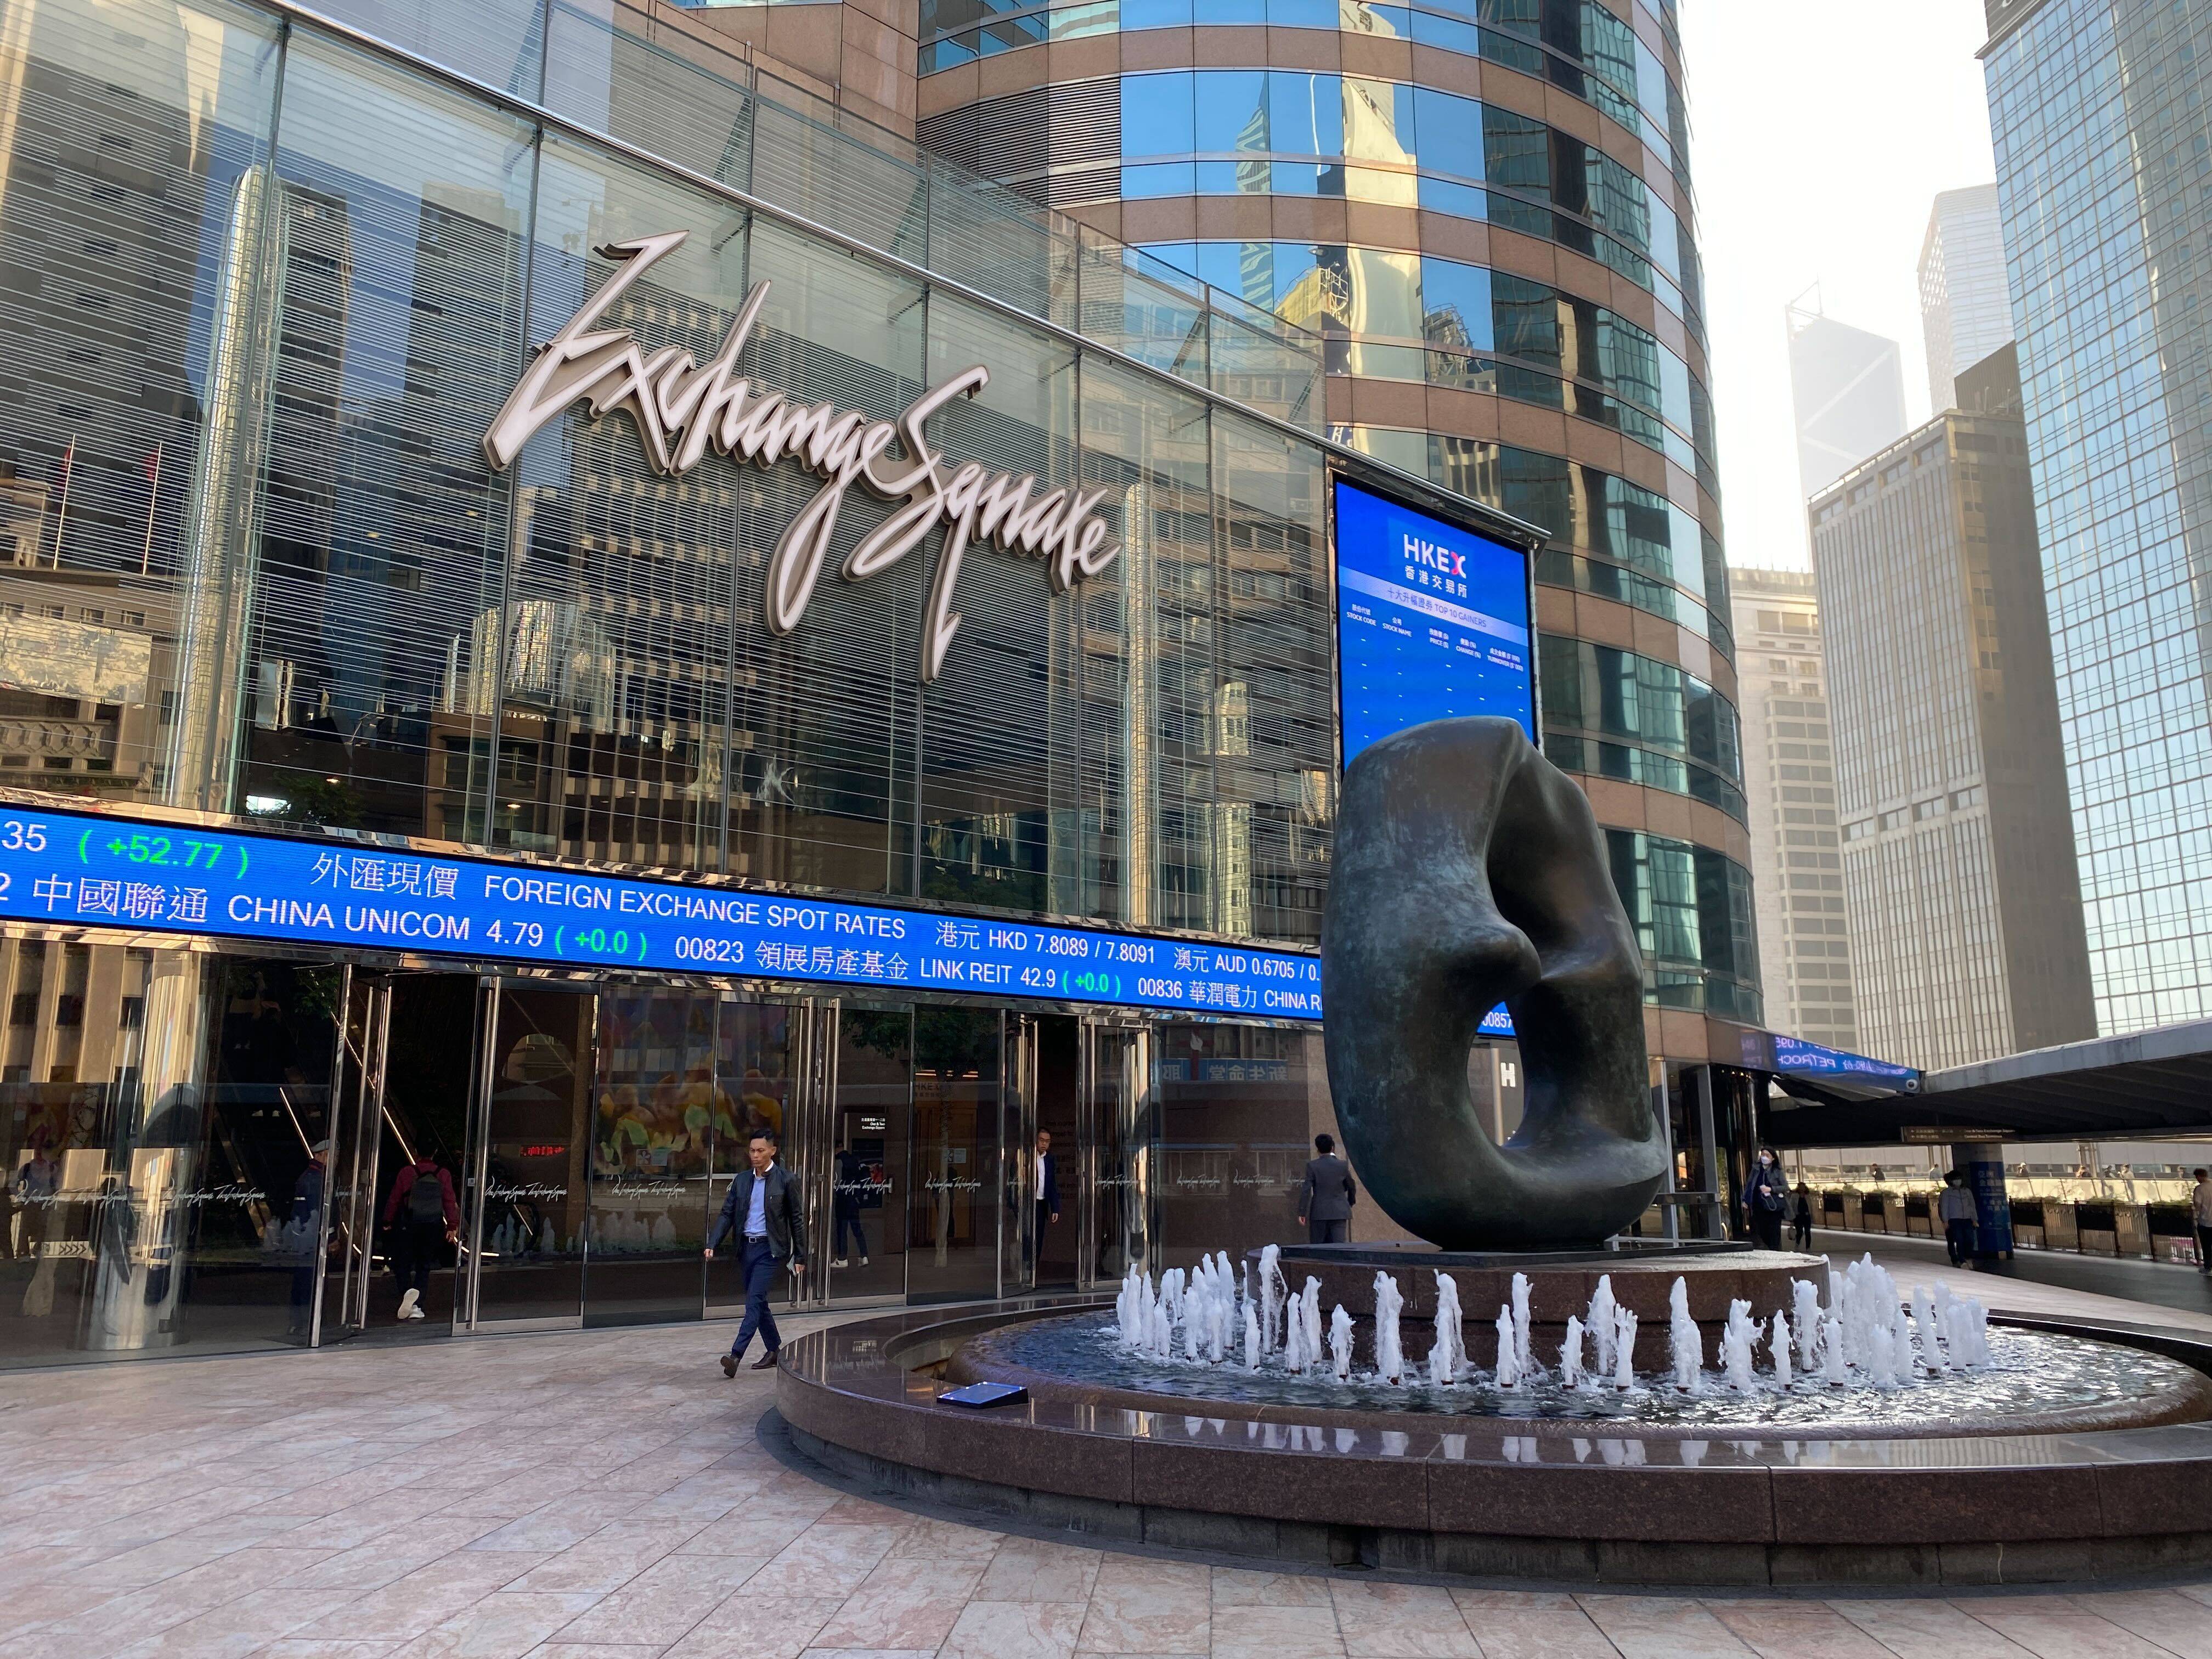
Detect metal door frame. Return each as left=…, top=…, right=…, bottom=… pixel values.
left=1077, top=1016, right=1155, bottom=1289
left=1003, top=1012, right=1042, bottom=1297
left=314, top=966, right=388, bottom=1345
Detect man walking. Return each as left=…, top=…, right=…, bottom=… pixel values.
left=382, top=1151, right=459, bottom=1322
left=1937, top=1170, right=1979, bottom=1268
left=1032, top=1129, right=1059, bottom=1268
left=706, top=1128, right=806, bottom=1374
left=1297, top=1133, right=1356, bottom=1244
left=2193, top=1167, right=2211, bottom=1274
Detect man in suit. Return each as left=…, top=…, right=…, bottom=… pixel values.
left=1032, top=1129, right=1060, bottom=1269
left=1297, top=1132, right=1357, bottom=1244
left=704, top=1128, right=806, bottom=1375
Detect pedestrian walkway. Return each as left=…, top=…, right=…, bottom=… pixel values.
left=2, top=1308, right=2210, bottom=1658
left=1814, top=1228, right=2212, bottom=1335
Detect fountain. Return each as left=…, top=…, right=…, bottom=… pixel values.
left=777, top=721, right=2212, bottom=1586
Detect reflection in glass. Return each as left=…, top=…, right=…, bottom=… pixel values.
left=909, top=1007, right=1003, bottom=1302
left=473, top=988, right=592, bottom=1324
left=0, top=943, right=346, bottom=1367
left=827, top=1008, right=911, bottom=1300
left=1154, top=1022, right=1321, bottom=1271
left=588, top=990, right=719, bottom=1325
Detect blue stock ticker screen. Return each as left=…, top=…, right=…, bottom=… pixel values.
left=0, top=806, right=1323, bottom=1022
left=1333, top=479, right=1531, bottom=1040
left=1332, top=477, right=1534, bottom=766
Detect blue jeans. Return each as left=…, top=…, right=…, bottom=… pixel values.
left=730, top=1237, right=781, bottom=1359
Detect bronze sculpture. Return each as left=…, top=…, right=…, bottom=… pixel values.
left=1322, top=717, right=1667, bottom=1248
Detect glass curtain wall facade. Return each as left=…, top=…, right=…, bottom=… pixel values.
left=0, top=0, right=1413, bottom=1367
left=1985, top=0, right=2212, bottom=1033
left=915, top=0, right=1760, bottom=1026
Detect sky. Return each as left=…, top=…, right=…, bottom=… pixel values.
left=1683, top=0, right=1999, bottom=573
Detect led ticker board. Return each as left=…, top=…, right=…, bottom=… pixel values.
left=0, top=806, right=1323, bottom=1022
left=1332, top=477, right=1534, bottom=766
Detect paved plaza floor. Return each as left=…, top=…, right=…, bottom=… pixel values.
left=3, top=1259, right=2211, bottom=1659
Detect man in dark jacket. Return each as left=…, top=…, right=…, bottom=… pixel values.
left=382, top=1153, right=459, bottom=1322
left=1297, top=1133, right=1357, bottom=1244
left=1032, top=1129, right=1060, bottom=1269
left=705, top=1128, right=806, bottom=1375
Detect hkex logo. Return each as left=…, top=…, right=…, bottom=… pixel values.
left=1402, top=534, right=1467, bottom=578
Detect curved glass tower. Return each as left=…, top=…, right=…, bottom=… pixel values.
left=918, top=0, right=1760, bottom=1037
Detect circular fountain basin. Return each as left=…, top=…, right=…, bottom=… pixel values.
left=777, top=1297, right=2212, bottom=1587
left=948, top=1310, right=2212, bottom=1439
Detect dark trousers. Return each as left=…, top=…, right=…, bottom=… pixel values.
left=833, top=1207, right=867, bottom=1260
left=2195, top=1224, right=2211, bottom=1272
left=1790, top=1215, right=1813, bottom=1250
left=397, top=1220, right=444, bottom=1298
left=1749, top=1209, right=1782, bottom=1251
left=1033, top=1200, right=1052, bottom=1263
left=1945, top=1218, right=1976, bottom=1267
left=729, top=1237, right=781, bottom=1359
left=1307, top=1218, right=1347, bottom=1245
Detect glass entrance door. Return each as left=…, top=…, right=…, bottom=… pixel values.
left=588, top=989, right=718, bottom=1327
left=708, top=997, right=809, bottom=1319
left=820, top=1007, right=910, bottom=1304
left=908, top=1008, right=1004, bottom=1304
left=1008, top=1013, right=1075, bottom=1293
left=1083, top=1024, right=1153, bottom=1285
left=321, top=972, right=480, bottom=1341
left=467, top=984, right=592, bottom=1329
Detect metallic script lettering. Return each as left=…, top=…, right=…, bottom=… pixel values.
left=483, top=231, right=1121, bottom=681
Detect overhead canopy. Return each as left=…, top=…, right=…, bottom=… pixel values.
left=1761, top=1017, right=2212, bottom=1147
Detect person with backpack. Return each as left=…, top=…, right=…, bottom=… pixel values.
left=382, top=1153, right=459, bottom=1322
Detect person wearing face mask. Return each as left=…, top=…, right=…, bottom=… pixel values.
left=1740, top=1147, right=1789, bottom=1251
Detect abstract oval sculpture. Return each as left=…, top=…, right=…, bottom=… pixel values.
left=1322, top=717, right=1665, bottom=1248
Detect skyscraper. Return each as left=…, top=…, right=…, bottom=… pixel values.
left=1786, top=301, right=1909, bottom=504
left=915, top=2, right=1768, bottom=1080
left=1809, top=347, right=2094, bottom=1069
left=1917, top=185, right=2013, bottom=415
left=1726, top=568, right=1860, bottom=1052
left=1984, top=0, right=2212, bottom=1035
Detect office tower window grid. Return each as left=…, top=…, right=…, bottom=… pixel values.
left=1725, top=570, right=1859, bottom=1051
left=1812, top=409, right=2095, bottom=1069
left=1917, top=184, right=2013, bottom=416
left=1987, top=0, right=2212, bottom=1034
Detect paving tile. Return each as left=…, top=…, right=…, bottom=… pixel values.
left=2063, top=1592, right=2212, bottom=1659
left=742, top=1526, right=903, bottom=1598
left=659, top=1594, right=848, bottom=1659
left=1456, top=1607, right=1623, bottom=1659
left=1212, top=1568, right=1336, bottom=1609
left=939, top=1599, right=1090, bottom=1659
left=388, top=1590, right=607, bottom=1658
left=1212, top=1601, right=1347, bottom=1659
left=1327, top=1581, right=1479, bottom=1658
left=1704, top=1602, right=1893, bottom=1659
left=976, top=1542, right=1105, bottom=1603
left=804, top=1555, right=987, bottom=1650
left=1573, top=1595, right=1756, bottom=1659
left=1958, top=1608, right=2181, bottom=1659
left=1827, top=1599, right=2041, bottom=1659
left=1077, top=1556, right=1212, bottom=1655
left=545, top=1585, right=728, bottom=1646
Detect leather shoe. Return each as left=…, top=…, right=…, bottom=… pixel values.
left=751, top=1352, right=778, bottom=1370
left=719, top=1354, right=737, bottom=1378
